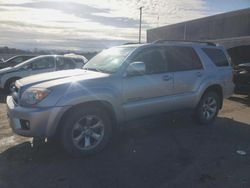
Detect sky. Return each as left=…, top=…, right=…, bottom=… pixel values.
left=0, top=0, right=250, bottom=51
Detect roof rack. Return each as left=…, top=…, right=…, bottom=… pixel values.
left=152, top=39, right=216, bottom=46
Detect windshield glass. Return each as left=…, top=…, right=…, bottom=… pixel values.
left=83, top=47, right=135, bottom=73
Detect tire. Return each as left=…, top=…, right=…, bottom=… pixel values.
left=60, top=106, right=112, bottom=157
left=4, top=78, right=18, bottom=93
left=195, top=91, right=220, bottom=125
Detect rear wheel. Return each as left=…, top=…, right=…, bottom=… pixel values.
left=195, top=91, right=220, bottom=124
left=60, top=106, right=112, bottom=157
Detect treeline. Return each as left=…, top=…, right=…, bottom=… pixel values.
left=0, top=46, right=99, bottom=60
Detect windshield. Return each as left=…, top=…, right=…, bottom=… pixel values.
left=4, top=56, right=16, bottom=62
left=83, top=47, right=135, bottom=73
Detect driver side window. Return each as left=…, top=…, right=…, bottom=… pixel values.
left=132, top=48, right=168, bottom=75
left=32, top=57, right=55, bottom=70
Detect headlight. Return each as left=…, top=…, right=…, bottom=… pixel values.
left=21, top=88, right=50, bottom=105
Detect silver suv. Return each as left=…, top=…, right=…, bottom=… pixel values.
left=6, top=41, right=234, bottom=156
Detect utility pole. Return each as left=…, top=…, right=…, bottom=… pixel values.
left=139, top=6, right=143, bottom=43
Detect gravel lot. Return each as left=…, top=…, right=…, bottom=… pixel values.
left=0, top=93, right=250, bottom=188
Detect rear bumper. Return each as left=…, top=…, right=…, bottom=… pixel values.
left=6, top=96, right=69, bottom=138
left=224, top=82, right=235, bottom=98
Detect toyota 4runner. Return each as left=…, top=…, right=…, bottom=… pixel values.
left=6, top=41, right=234, bottom=156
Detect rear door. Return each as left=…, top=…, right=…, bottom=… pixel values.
left=202, top=47, right=233, bottom=97
left=56, top=57, right=76, bottom=71
left=166, top=46, right=205, bottom=108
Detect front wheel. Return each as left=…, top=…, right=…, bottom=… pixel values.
left=60, top=106, right=112, bottom=157
left=4, top=78, right=18, bottom=93
left=195, top=91, right=220, bottom=125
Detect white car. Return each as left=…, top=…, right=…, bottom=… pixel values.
left=0, top=54, right=87, bottom=92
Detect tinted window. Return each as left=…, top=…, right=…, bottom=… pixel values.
left=71, top=58, right=85, bottom=67
left=23, top=56, right=34, bottom=61
left=73, top=58, right=85, bottom=63
left=56, top=57, right=76, bottom=70
left=132, top=48, right=168, bottom=74
left=165, top=46, right=203, bottom=72
left=202, top=48, right=229, bottom=67
left=10, top=57, right=24, bottom=64
left=32, top=57, right=55, bottom=70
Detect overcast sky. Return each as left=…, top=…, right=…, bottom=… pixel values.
left=0, top=0, right=250, bottom=51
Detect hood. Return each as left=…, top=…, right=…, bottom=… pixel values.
left=0, top=67, right=17, bottom=74
left=18, top=69, right=109, bottom=88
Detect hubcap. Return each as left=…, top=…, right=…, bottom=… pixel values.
left=72, top=115, right=104, bottom=150
left=202, top=96, right=217, bottom=120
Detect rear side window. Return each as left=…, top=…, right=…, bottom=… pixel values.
left=56, top=57, right=76, bottom=70
left=202, top=48, right=229, bottom=67
left=72, top=58, right=85, bottom=67
left=165, top=46, right=203, bottom=72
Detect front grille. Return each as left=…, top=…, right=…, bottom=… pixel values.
left=12, top=85, right=19, bottom=105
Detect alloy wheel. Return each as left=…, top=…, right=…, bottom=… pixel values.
left=71, top=115, right=105, bottom=150
left=202, top=96, right=218, bottom=120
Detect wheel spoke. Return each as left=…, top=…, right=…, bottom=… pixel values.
left=208, top=106, right=216, bottom=113
left=208, top=100, right=216, bottom=107
left=205, top=111, right=210, bottom=119
left=74, top=131, right=85, bottom=143
left=84, top=136, right=91, bottom=147
left=91, top=121, right=102, bottom=129
left=85, top=117, right=93, bottom=126
left=208, top=97, right=213, bottom=104
left=74, top=122, right=82, bottom=130
left=91, top=132, right=101, bottom=140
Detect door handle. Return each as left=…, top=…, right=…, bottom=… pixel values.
left=196, top=72, right=203, bottom=77
left=162, top=75, right=172, bottom=81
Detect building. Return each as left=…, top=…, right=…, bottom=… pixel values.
left=147, top=8, right=250, bottom=65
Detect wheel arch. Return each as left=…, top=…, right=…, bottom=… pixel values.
left=4, top=76, right=21, bottom=91
left=201, top=84, right=223, bottom=109
left=55, top=100, right=118, bottom=137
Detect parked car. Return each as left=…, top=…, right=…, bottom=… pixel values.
left=0, top=55, right=36, bottom=69
left=233, top=62, right=250, bottom=95
left=64, top=53, right=88, bottom=63
left=6, top=41, right=234, bottom=156
left=0, top=54, right=87, bottom=92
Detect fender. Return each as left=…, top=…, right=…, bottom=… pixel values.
left=195, top=78, right=223, bottom=107
left=55, top=86, right=125, bottom=123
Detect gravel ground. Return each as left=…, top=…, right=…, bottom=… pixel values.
left=0, top=93, right=250, bottom=188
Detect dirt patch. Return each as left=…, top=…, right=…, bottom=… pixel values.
left=0, top=94, right=250, bottom=188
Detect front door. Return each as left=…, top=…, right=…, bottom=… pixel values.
left=122, top=47, right=174, bottom=120
left=30, top=56, right=56, bottom=76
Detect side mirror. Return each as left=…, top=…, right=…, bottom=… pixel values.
left=126, top=61, right=146, bottom=76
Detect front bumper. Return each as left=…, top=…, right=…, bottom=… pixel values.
left=6, top=96, right=68, bottom=138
